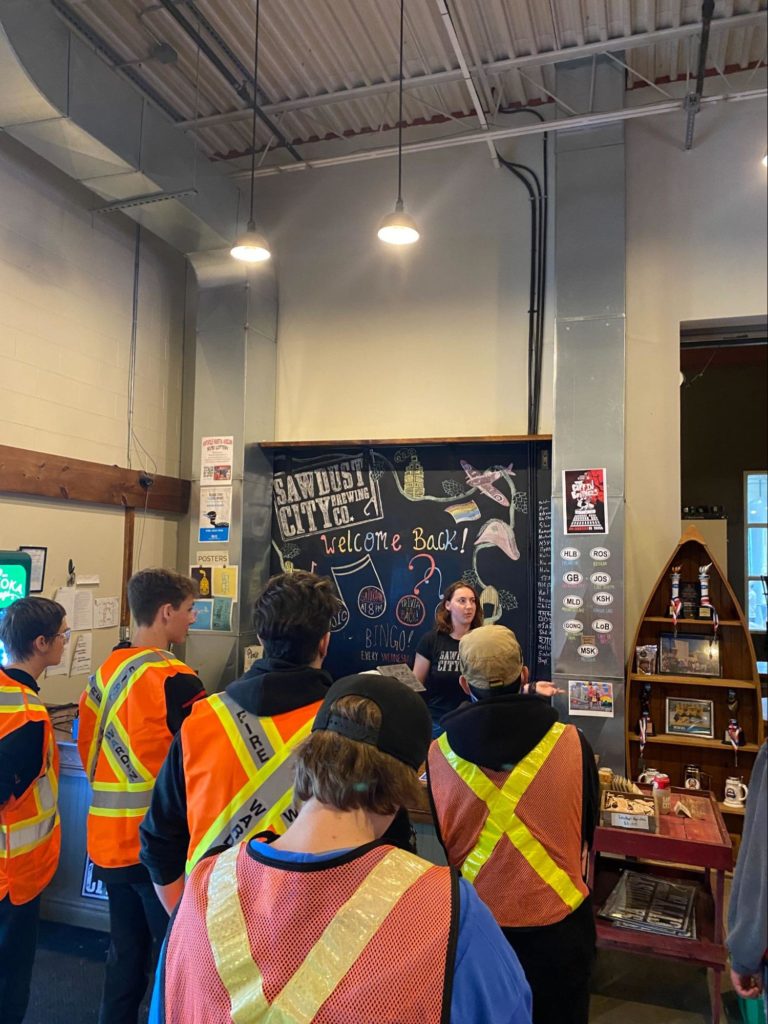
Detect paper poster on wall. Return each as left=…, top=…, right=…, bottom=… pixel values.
left=46, top=639, right=72, bottom=677
left=195, top=551, right=229, bottom=569
left=190, top=566, right=213, bottom=598
left=199, top=487, right=231, bottom=543
left=71, top=632, right=93, bottom=675
left=54, top=587, right=76, bottom=624
left=212, top=565, right=238, bottom=601
left=201, top=436, right=234, bottom=485
left=567, top=679, right=614, bottom=717
left=93, top=598, right=120, bottom=629
left=190, top=599, right=213, bottom=630
left=212, top=597, right=233, bottom=632
left=73, top=590, right=94, bottom=631
left=563, top=469, right=608, bottom=535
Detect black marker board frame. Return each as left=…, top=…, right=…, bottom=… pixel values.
left=264, top=437, right=552, bottom=682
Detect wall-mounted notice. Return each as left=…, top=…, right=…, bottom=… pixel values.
left=567, top=679, right=615, bottom=717
left=212, top=565, right=238, bottom=601
left=93, top=598, right=120, bottom=630
left=212, top=597, right=233, bottom=631
left=190, top=566, right=213, bottom=598
left=267, top=441, right=551, bottom=681
left=190, top=599, right=213, bottom=630
left=199, top=487, right=232, bottom=543
left=71, top=632, right=93, bottom=675
left=201, top=436, right=234, bottom=485
left=563, top=468, right=608, bottom=535
left=196, top=551, right=229, bottom=568
left=243, top=644, right=263, bottom=672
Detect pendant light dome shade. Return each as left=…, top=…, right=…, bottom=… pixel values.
left=231, top=0, right=271, bottom=264
left=377, top=200, right=420, bottom=245
left=231, top=221, right=271, bottom=262
left=378, top=0, right=419, bottom=247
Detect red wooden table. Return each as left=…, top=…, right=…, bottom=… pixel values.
left=589, top=787, right=732, bottom=1024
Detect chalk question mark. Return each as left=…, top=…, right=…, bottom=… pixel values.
left=409, top=554, right=437, bottom=595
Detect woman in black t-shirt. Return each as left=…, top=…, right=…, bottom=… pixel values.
left=413, top=581, right=483, bottom=736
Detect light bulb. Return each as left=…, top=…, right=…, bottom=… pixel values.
left=231, top=222, right=271, bottom=262
left=377, top=202, right=420, bottom=246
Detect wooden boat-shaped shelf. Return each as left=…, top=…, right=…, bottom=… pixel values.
left=626, top=526, right=764, bottom=845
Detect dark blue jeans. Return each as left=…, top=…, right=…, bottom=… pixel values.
left=99, top=881, right=169, bottom=1024
left=0, top=893, right=40, bottom=1024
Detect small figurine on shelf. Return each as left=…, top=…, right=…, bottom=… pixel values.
left=697, top=562, right=719, bottom=632
left=669, top=565, right=683, bottom=630
left=723, top=718, right=746, bottom=748
left=637, top=682, right=654, bottom=778
left=727, top=688, right=739, bottom=717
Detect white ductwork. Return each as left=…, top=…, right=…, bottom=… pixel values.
left=0, top=0, right=255, bottom=259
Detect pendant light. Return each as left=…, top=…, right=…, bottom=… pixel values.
left=377, top=0, right=419, bottom=245
left=231, top=0, right=271, bottom=262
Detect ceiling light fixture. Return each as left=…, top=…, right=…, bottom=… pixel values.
left=231, top=0, right=271, bottom=263
left=377, top=0, right=419, bottom=246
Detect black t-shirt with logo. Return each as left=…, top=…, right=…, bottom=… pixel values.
left=415, top=630, right=463, bottom=725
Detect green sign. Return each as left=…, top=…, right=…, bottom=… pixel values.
left=0, top=564, right=28, bottom=608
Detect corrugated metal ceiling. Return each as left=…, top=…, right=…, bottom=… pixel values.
left=54, top=0, right=767, bottom=162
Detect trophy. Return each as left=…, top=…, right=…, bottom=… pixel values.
left=637, top=682, right=654, bottom=777
left=697, top=563, right=719, bottom=631
left=669, top=565, right=682, bottom=629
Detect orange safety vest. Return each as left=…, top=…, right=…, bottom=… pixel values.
left=162, top=842, right=455, bottom=1024
left=0, top=670, right=61, bottom=905
left=78, top=646, right=191, bottom=869
left=181, top=693, right=322, bottom=874
left=428, top=720, right=589, bottom=928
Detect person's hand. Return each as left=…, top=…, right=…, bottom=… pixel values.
left=730, top=968, right=763, bottom=999
left=533, top=681, right=564, bottom=698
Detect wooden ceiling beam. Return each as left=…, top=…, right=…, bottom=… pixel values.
left=0, top=445, right=190, bottom=515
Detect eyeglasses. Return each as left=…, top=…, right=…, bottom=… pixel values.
left=51, top=629, right=72, bottom=643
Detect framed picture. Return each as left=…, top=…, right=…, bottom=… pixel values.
left=658, top=632, right=720, bottom=678
left=665, top=697, right=715, bottom=738
left=18, top=546, right=47, bottom=593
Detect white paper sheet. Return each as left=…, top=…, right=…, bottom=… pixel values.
left=71, top=632, right=93, bottom=676
left=73, top=590, right=94, bottom=631
left=93, top=597, right=120, bottom=629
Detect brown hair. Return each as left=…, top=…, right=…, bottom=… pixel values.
left=294, top=696, right=422, bottom=815
left=253, top=571, right=343, bottom=664
left=127, top=569, right=195, bottom=627
left=434, top=580, right=483, bottom=635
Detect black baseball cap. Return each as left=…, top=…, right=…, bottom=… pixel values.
left=311, top=673, right=432, bottom=770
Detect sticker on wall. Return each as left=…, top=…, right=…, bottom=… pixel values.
left=201, top=436, right=234, bottom=485
left=568, top=680, right=614, bottom=718
left=563, top=468, right=608, bottom=535
left=243, top=644, right=264, bottom=672
left=199, top=487, right=232, bottom=543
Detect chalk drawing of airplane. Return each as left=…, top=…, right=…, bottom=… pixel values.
left=460, top=461, right=514, bottom=507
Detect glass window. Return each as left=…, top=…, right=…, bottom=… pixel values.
left=746, top=472, right=768, bottom=634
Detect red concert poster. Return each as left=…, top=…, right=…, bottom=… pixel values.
left=563, top=468, right=608, bottom=535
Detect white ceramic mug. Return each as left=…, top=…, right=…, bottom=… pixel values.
left=723, top=777, right=748, bottom=806
left=638, top=768, right=660, bottom=784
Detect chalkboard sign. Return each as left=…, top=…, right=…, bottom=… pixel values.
left=267, top=441, right=551, bottom=681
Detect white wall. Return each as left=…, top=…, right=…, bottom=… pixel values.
left=625, top=91, right=768, bottom=641
left=0, top=135, right=188, bottom=702
left=253, top=130, right=554, bottom=440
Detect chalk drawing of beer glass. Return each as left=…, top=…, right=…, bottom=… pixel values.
left=332, top=555, right=387, bottom=620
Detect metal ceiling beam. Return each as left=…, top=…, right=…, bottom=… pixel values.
left=434, top=0, right=496, bottom=164
left=176, top=11, right=766, bottom=131
left=232, top=87, right=766, bottom=178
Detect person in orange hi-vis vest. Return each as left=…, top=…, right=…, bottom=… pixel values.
left=140, top=571, right=346, bottom=915
left=78, top=568, right=206, bottom=1024
left=148, top=673, right=533, bottom=1024
left=0, top=597, right=69, bottom=1024
left=427, top=624, right=600, bottom=1024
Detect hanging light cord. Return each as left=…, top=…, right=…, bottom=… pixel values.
left=248, top=0, right=261, bottom=225
left=397, top=0, right=405, bottom=205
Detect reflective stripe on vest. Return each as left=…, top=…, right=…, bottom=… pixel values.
left=84, top=650, right=185, bottom=783
left=185, top=694, right=316, bottom=874
left=205, top=845, right=432, bottom=1023
left=89, top=782, right=155, bottom=815
left=437, top=722, right=585, bottom=912
left=0, top=738, right=59, bottom=857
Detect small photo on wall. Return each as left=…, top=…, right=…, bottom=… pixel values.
left=568, top=679, right=615, bottom=718
left=189, top=599, right=213, bottom=631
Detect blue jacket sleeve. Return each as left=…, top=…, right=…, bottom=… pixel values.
left=727, top=741, right=768, bottom=975
left=451, top=878, right=532, bottom=1024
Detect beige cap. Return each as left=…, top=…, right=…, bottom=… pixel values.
left=459, top=624, right=523, bottom=690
